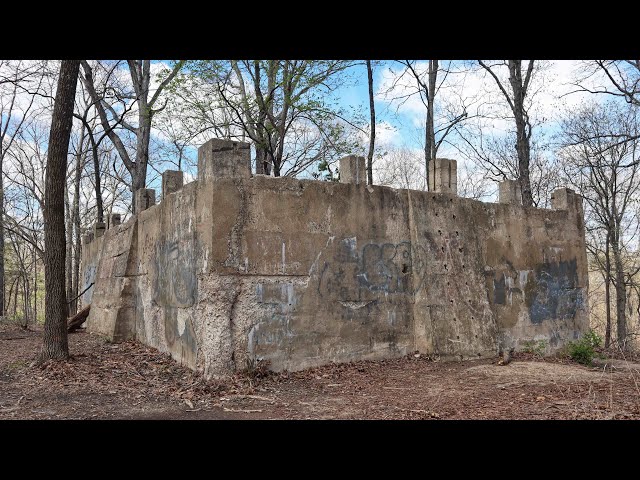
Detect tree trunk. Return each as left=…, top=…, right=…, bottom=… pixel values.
left=65, top=184, right=73, bottom=307
left=508, top=60, right=534, bottom=207
left=71, top=143, right=82, bottom=316
left=132, top=107, right=151, bottom=214
left=12, top=275, right=18, bottom=317
left=42, top=60, right=79, bottom=361
left=366, top=60, right=375, bottom=186
left=255, top=146, right=265, bottom=174
left=604, top=235, right=612, bottom=348
left=89, top=133, right=104, bottom=223
left=22, top=271, right=30, bottom=327
left=425, top=60, right=437, bottom=190
left=272, top=156, right=281, bottom=177
left=612, top=242, right=628, bottom=349
left=33, top=243, right=37, bottom=323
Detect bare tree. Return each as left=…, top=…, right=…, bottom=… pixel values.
left=574, top=61, right=640, bottom=108
left=383, top=60, right=470, bottom=189
left=79, top=60, right=183, bottom=212
left=42, top=60, right=80, bottom=361
left=477, top=60, right=539, bottom=207
left=558, top=100, right=640, bottom=350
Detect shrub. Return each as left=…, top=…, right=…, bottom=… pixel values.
left=567, top=330, right=602, bottom=365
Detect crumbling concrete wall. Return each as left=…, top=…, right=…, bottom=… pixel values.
left=81, top=140, right=589, bottom=378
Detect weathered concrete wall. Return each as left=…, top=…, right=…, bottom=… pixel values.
left=81, top=140, right=589, bottom=378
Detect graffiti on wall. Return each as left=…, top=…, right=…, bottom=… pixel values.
left=318, top=238, right=427, bottom=301
left=153, top=239, right=198, bottom=361
left=492, top=258, right=583, bottom=325
left=527, top=259, right=583, bottom=324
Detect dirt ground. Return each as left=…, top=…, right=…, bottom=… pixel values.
left=1, top=324, right=639, bottom=420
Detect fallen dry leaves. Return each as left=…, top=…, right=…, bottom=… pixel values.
left=1, top=324, right=639, bottom=420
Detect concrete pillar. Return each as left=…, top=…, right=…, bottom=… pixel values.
left=551, top=187, right=576, bottom=210
left=197, top=138, right=251, bottom=183
left=93, top=222, right=106, bottom=238
left=339, top=155, right=366, bottom=185
left=429, top=158, right=457, bottom=194
left=499, top=180, right=522, bottom=205
left=107, top=213, right=121, bottom=229
left=162, top=170, right=184, bottom=199
left=135, top=188, right=156, bottom=213
left=552, top=187, right=585, bottom=232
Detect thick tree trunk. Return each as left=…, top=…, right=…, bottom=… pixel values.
left=42, top=60, right=79, bottom=361
left=366, top=60, right=375, bottom=186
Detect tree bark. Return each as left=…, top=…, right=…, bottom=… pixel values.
left=366, top=60, right=375, bottom=186
left=425, top=60, right=437, bottom=190
left=612, top=242, right=628, bottom=349
left=71, top=138, right=82, bottom=316
left=33, top=243, right=37, bottom=323
left=65, top=184, right=73, bottom=308
left=507, top=60, right=534, bottom=207
left=132, top=95, right=151, bottom=212
left=42, top=60, right=79, bottom=361
left=604, top=234, right=612, bottom=348
left=480, top=60, right=535, bottom=206
left=88, top=130, right=104, bottom=223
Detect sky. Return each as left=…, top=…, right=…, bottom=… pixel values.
left=1, top=59, right=619, bottom=211
left=336, top=60, right=600, bottom=155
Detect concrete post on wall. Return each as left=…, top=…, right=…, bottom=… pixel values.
left=197, top=138, right=251, bottom=182
left=499, top=180, right=522, bottom=205
left=162, top=170, right=184, bottom=199
left=107, top=213, right=121, bottom=229
left=135, top=188, right=156, bottom=213
left=551, top=187, right=585, bottom=233
left=429, top=158, right=457, bottom=194
left=93, top=221, right=106, bottom=238
left=339, top=155, right=366, bottom=185
left=550, top=187, right=577, bottom=210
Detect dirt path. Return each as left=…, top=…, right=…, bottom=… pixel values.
left=1, top=325, right=639, bottom=420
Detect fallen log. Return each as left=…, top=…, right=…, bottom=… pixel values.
left=67, top=305, right=90, bottom=332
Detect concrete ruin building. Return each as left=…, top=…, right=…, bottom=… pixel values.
left=80, top=139, right=589, bottom=378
